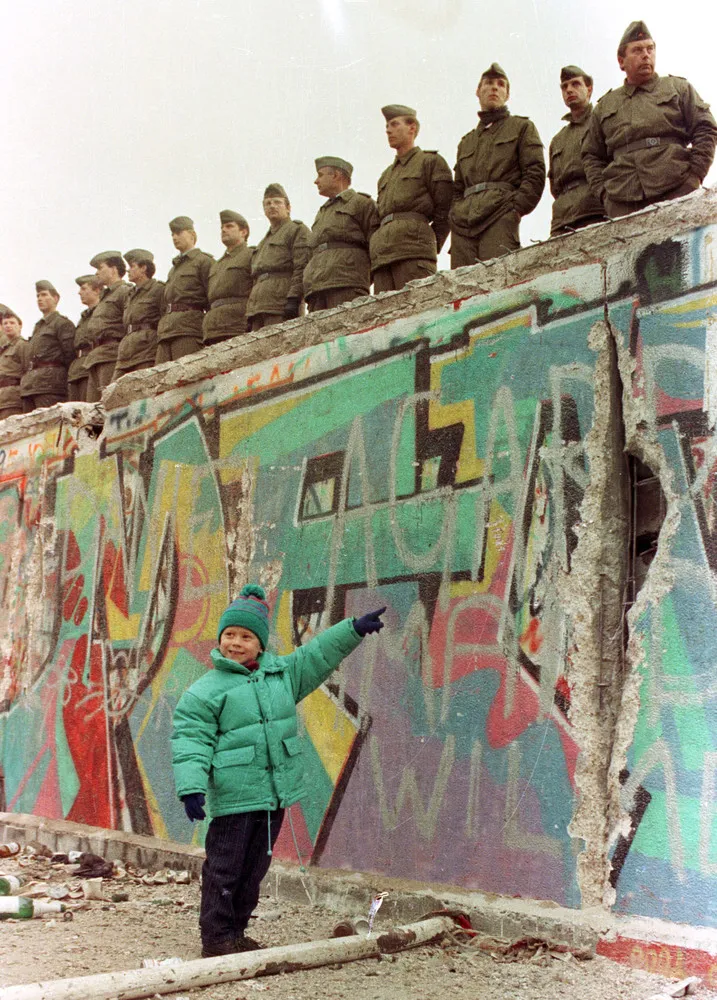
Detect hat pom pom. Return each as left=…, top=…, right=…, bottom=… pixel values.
left=240, top=583, right=266, bottom=601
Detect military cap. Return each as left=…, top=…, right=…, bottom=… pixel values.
left=619, top=20, right=652, bottom=49
left=315, top=156, right=353, bottom=178
left=381, top=104, right=417, bottom=121
left=479, top=62, right=509, bottom=84
left=561, top=65, right=591, bottom=83
left=263, top=183, right=289, bottom=201
left=35, top=279, right=59, bottom=296
left=90, top=251, right=123, bottom=268
left=75, top=274, right=98, bottom=286
left=219, top=209, right=249, bottom=229
left=1, top=304, right=19, bottom=320
left=124, top=248, right=154, bottom=265
left=169, top=216, right=194, bottom=233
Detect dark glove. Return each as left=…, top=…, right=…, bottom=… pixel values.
left=182, top=793, right=206, bottom=822
left=283, top=297, right=300, bottom=320
left=353, top=607, right=386, bottom=637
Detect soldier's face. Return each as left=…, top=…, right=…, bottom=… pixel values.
left=78, top=283, right=97, bottom=306
left=1, top=316, right=21, bottom=339
left=95, top=262, right=115, bottom=286
left=385, top=117, right=416, bottom=151
left=221, top=222, right=246, bottom=248
left=263, top=197, right=290, bottom=224
left=315, top=167, right=342, bottom=198
left=172, top=230, right=195, bottom=253
left=477, top=75, right=509, bottom=111
left=619, top=40, right=656, bottom=85
left=561, top=76, right=592, bottom=112
left=36, top=290, right=58, bottom=315
left=128, top=262, right=149, bottom=284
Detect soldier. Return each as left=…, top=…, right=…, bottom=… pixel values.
left=371, top=104, right=453, bottom=292
left=246, top=185, right=311, bottom=329
left=303, top=157, right=379, bottom=313
left=156, top=216, right=213, bottom=363
left=203, top=211, right=253, bottom=346
left=0, top=309, right=27, bottom=420
left=114, top=249, right=165, bottom=380
left=450, top=63, right=545, bottom=266
left=84, top=252, right=130, bottom=402
left=68, top=275, right=103, bottom=403
left=583, top=21, right=717, bottom=219
left=19, top=280, right=75, bottom=412
left=549, top=67, right=607, bottom=236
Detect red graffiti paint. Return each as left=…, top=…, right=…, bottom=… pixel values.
left=520, top=617, right=544, bottom=654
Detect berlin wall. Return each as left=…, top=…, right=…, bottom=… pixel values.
left=1, top=191, right=716, bottom=931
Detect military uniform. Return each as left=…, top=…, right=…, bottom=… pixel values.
left=549, top=106, right=607, bottom=235
left=84, top=254, right=130, bottom=402
left=582, top=75, right=717, bottom=218
left=157, top=217, right=212, bottom=362
left=371, top=104, right=453, bottom=292
left=202, top=212, right=253, bottom=345
left=304, top=157, right=380, bottom=312
left=20, top=282, right=76, bottom=411
left=0, top=326, right=27, bottom=420
left=114, top=250, right=164, bottom=380
left=247, top=185, right=311, bottom=330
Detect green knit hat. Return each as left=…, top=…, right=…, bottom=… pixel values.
left=217, top=584, right=270, bottom=649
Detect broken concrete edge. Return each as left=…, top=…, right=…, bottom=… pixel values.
left=97, top=188, right=717, bottom=410
left=0, top=401, right=103, bottom=447
left=3, top=811, right=716, bottom=977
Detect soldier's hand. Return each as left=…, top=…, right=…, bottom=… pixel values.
left=353, top=608, right=386, bottom=637
left=283, top=297, right=300, bottom=320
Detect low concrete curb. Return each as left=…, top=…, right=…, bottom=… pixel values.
left=2, top=812, right=716, bottom=986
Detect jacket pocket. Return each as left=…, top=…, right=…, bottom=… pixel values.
left=213, top=745, right=256, bottom=767
left=282, top=736, right=302, bottom=757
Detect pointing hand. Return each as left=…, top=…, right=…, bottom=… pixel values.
left=353, top=607, right=386, bottom=637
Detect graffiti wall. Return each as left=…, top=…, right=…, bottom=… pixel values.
left=2, top=218, right=717, bottom=921
left=607, top=225, right=717, bottom=927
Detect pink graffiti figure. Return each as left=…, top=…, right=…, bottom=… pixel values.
left=367, top=891, right=388, bottom=937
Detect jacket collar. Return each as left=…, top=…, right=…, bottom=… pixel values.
left=562, top=103, right=592, bottom=123
left=394, top=146, right=420, bottom=166
left=210, top=647, right=284, bottom=674
left=624, top=73, right=659, bottom=97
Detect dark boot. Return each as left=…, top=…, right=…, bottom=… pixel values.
left=201, top=938, right=236, bottom=958
left=235, top=934, right=261, bottom=952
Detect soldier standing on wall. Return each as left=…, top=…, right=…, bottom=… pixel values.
left=548, top=66, right=607, bottom=236
left=113, top=249, right=164, bottom=380
left=202, top=211, right=253, bottom=347
left=84, top=252, right=131, bottom=402
left=303, top=157, right=379, bottom=313
left=68, top=275, right=103, bottom=403
left=247, top=185, right=311, bottom=330
left=19, top=281, right=75, bottom=412
left=156, top=216, right=213, bottom=364
left=450, top=63, right=545, bottom=266
left=582, top=21, right=717, bottom=219
left=371, top=104, right=453, bottom=292
left=0, top=309, right=27, bottom=420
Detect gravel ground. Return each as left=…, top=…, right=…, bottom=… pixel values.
left=1, top=848, right=715, bottom=1000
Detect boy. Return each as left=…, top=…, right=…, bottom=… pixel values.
left=171, top=584, right=385, bottom=957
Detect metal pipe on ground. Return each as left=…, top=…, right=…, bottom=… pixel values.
left=0, top=915, right=456, bottom=1000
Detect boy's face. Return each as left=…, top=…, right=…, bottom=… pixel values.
left=219, top=626, right=262, bottom=664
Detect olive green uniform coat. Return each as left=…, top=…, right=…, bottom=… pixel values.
left=171, top=619, right=362, bottom=817
left=450, top=110, right=545, bottom=264
left=85, top=281, right=131, bottom=370
left=0, top=335, right=27, bottom=415
left=370, top=146, right=453, bottom=272
left=202, top=244, right=253, bottom=344
left=303, top=189, right=380, bottom=300
left=157, top=248, right=213, bottom=345
left=582, top=74, right=717, bottom=216
left=246, top=220, right=311, bottom=321
left=20, top=311, right=76, bottom=401
left=67, top=306, right=95, bottom=402
left=114, top=278, right=165, bottom=377
left=548, top=106, right=606, bottom=234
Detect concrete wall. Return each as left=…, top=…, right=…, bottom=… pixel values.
left=1, top=191, right=716, bottom=927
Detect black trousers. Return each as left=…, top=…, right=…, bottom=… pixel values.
left=200, top=809, right=284, bottom=947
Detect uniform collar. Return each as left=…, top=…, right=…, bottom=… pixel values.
left=220, top=243, right=245, bottom=260
left=394, top=146, right=420, bottom=165
left=325, top=187, right=354, bottom=206
left=624, top=73, right=659, bottom=96
left=173, top=247, right=199, bottom=266
left=561, top=103, right=593, bottom=123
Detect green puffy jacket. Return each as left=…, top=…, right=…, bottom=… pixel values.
left=171, top=619, right=362, bottom=817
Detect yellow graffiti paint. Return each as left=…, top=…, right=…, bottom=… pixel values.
left=299, top=688, right=357, bottom=784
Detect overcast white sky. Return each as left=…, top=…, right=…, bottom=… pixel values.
left=1, top=0, right=715, bottom=331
